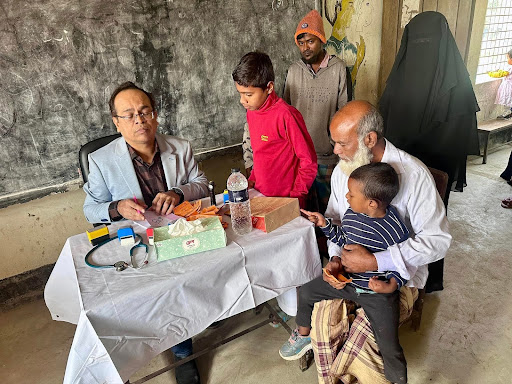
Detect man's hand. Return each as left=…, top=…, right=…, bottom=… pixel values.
left=150, top=191, right=181, bottom=216
left=323, top=257, right=347, bottom=290
left=300, top=209, right=327, bottom=227
left=248, top=179, right=255, bottom=189
left=117, top=199, right=146, bottom=221
left=341, top=244, right=378, bottom=273
left=368, top=276, right=398, bottom=294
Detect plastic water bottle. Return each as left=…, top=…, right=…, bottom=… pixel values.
left=227, top=168, right=252, bottom=236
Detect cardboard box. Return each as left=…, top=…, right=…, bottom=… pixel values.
left=250, top=197, right=300, bottom=233
left=154, top=217, right=227, bottom=261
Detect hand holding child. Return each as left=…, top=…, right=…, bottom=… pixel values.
left=323, top=257, right=347, bottom=290
left=368, top=276, right=398, bottom=293
left=300, top=209, right=327, bottom=227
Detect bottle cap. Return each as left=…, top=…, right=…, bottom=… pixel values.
left=231, top=168, right=240, bottom=173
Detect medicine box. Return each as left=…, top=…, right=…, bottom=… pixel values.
left=153, top=217, right=227, bottom=261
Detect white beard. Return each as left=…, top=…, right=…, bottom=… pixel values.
left=337, top=138, right=374, bottom=176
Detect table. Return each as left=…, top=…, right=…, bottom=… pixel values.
left=44, top=214, right=321, bottom=383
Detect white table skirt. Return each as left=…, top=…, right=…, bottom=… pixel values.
left=44, top=216, right=321, bottom=383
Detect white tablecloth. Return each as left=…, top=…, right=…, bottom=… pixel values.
left=44, top=216, right=321, bottom=383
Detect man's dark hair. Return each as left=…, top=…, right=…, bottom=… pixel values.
left=109, top=81, right=156, bottom=116
left=350, top=163, right=399, bottom=206
left=232, top=52, right=275, bottom=90
left=297, top=33, right=307, bottom=40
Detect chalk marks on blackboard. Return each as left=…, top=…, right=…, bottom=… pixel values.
left=272, top=0, right=295, bottom=11
left=0, top=110, right=16, bottom=138
left=42, top=30, right=70, bottom=44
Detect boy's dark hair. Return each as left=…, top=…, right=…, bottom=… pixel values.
left=232, top=52, right=275, bottom=89
left=109, top=81, right=156, bottom=116
left=349, top=163, right=399, bottom=206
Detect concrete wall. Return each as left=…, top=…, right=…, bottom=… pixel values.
left=323, top=0, right=384, bottom=105
left=0, top=188, right=89, bottom=280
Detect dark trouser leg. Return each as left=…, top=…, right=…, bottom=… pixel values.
left=171, top=338, right=193, bottom=358
left=171, top=339, right=200, bottom=384
left=295, top=276, right=354, bottom=328
left=355, top=288, right=407, bottom=384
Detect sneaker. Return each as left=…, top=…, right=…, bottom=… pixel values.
left=279, top=329, right=312, bottom=360
left=269, top=308, right=291, bottom=328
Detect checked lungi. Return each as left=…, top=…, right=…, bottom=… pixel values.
left=310, top=287, right=418, bottom=384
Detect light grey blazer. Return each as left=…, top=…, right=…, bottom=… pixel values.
left=83, top=133, right=209, bottom=223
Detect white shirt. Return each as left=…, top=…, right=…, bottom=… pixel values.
left=325, top=139, right=452, bottom=288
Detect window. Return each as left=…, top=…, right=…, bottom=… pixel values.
left=476, top=0, right=512, bottom=84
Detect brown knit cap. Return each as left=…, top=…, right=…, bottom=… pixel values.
left=294, top=10, right=326, bottom=45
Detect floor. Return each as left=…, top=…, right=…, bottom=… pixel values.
left=1, top=145, right=511, bottom=384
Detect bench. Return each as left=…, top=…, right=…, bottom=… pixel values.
left=478, top=119, right=512, bottom=164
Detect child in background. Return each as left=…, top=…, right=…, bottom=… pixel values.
left=495, top=49, right=512, bottom=119
left=232, top=52, right=317, bottom=209
left=279, top=162, right=410, bottom=384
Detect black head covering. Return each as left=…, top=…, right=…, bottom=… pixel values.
left=379, top=11, right=480, bottom=195
left=379, top=12, right=481, bottom=292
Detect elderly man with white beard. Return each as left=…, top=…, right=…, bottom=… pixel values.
left=278, top=101, right=451, bottom=382
left=324, top=101, right=450, bottom=283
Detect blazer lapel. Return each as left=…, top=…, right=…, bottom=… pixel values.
left=156, top=134, right=177, bottom=189
left=114, top=137, right=143, bottom=199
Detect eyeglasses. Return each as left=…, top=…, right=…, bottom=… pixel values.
left=115, top=111, right=155, bottom=122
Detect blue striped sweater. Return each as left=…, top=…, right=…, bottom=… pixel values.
left=322, top=205, right=409, bottom=291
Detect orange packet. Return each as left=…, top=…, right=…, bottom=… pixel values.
left=323, top=268, right=352, bottom=283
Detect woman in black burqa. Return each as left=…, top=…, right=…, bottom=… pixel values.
left=379, top=11, right=480, bottom=291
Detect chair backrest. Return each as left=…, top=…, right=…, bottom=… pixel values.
left=427, top=167, right=449, bottom=201
left=79, top=134, right=121, bottom=183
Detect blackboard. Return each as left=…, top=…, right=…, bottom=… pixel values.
left=0, top=0, right=314, bottom=202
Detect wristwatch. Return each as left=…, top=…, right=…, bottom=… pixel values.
left=171, top=188, right=184, bottom=204
left=108, top=200, right=124, bottom=222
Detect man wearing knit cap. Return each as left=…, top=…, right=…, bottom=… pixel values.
left=284, top=9, right=348, bottom=214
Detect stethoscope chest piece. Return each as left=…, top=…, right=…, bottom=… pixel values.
left=114, top=261, right=129, bottom=272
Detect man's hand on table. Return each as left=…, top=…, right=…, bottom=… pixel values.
left=150, top=190, right=181, bottom=216
left=341, top=244, right=378, bottom=273
left=117, top=199, right=147, bottom=221
left=323, top=256, right=347, bottom=290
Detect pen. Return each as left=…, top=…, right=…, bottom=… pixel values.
left=133, top=195, right=142, bottom=215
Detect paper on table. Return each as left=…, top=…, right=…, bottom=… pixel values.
left=135, top=210, right=182, bottom=228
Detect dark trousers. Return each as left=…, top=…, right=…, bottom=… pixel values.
left=296, top=277, right=407, bottom=384
left=171, top=338, right=193, bottom=358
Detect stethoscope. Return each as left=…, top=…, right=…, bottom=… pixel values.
left=85, top=234, right=149, bottom=271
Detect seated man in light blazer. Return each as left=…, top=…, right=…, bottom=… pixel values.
left=83, top=81, right=207, bottom=384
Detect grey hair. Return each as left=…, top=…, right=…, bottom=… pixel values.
left=508, top=49, right=512, bottom=58
left=357, top=105, right=384, bottom=140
